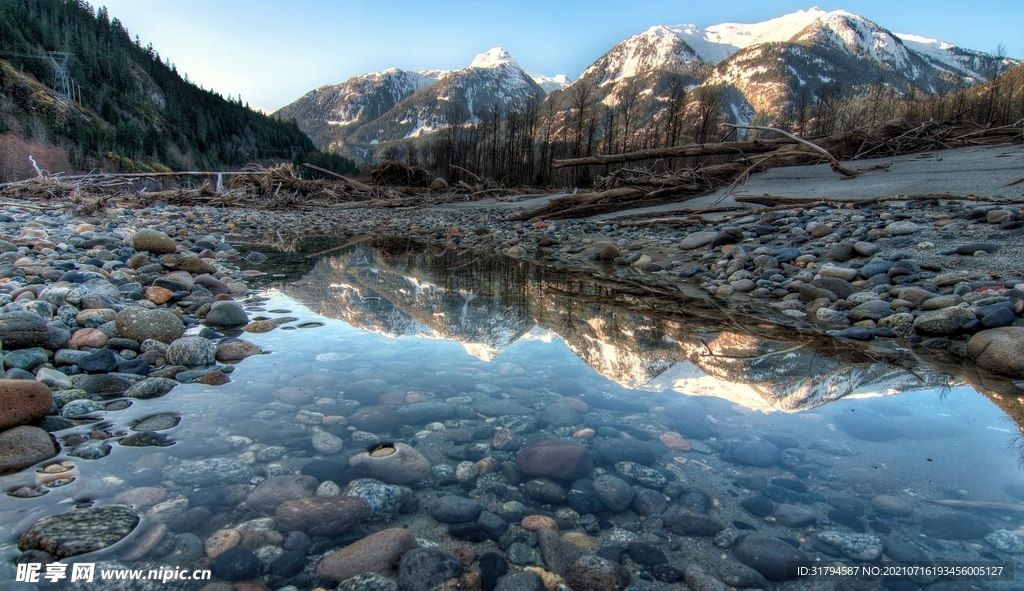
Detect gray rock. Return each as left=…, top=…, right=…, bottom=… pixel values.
left=664, top=508, right=725, bottom=536
left=125, top=377, right=179, bottom=399
left=732, top=534, right=807, bottom=581
left=169, top=458, right=253, bottom=486
left=205, top=301, right=248, bottom=328
left=967, top=327, right=1024, bottom=378
left=115, top=308, right=184, bottom=343
left=729, top=442, right=781, bottom=467
left=345, top=478, right=406, bottom=522
left=68, top=439, right=111, bottom=460
left=348, top=442, right=431, bottom=485
left=396, top=401, right=454, bottom=424
left=165, top=336, right=216, bottom=366
left=495, top=571, right=544, bottom=591
left=566, top=555, right=628, bottom=591
left=0, top=311, right=49, bottom=348
left=397, top=548, right=463, bottom=591
left=913, top=306, right=977, bottom=335
left=336, top=573, right=399, bottom=591
left=773, top=504, right=818, bottom=528
left=132, top=229, right=176, bottom=254
left=3, top=347, right=49, bottom=371
left=312, top=429, right=344, bottom=454
left=536, top=527, right=584, bottom=577
left=848, top=300, right=891, bottom=321
left=18, top=505, right=140, bottom=559
left=853, top=241, right=880, bottom=257
left=0, top=425, right=57, bottom=472
left=245, top=474, right=318, bottom=514
left=680, top=231, right=718, bottom=250
left=985, top=530, right=1024, bottom=553
left=431, top=495, right=483, bottom=523
left=886, top=221, right=919, bottom=235
left=817, top=531, right=882, bottom=560
left=593, top=474, right=635, bottom=512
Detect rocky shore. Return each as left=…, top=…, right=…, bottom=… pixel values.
left=0, top=191, right=1023, bottom=591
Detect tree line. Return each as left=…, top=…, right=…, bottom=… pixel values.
left=0, top=0, right=357, bottom=178
left=366, top=61, right=1022, bottom=189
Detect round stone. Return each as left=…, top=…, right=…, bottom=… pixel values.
left=18, top=505, right=140, bottom=559
left=165, top=337, right=216, bottom=367
left=132, top=229, right=177, bottom=254
left=0, top=426, right=58, bottom=473
left=348, top=442, right=431, bottom=485
left=115, top=308, right=184, bottom=343
left=0, top=379, right=52, bottom=430
left=318, top=527, right=417, bottom=581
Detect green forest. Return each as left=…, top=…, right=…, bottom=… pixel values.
left=0, top=0, right=357, bottom=179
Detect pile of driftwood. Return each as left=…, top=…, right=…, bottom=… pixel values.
left=516, top=120, right=1022, bottom=220
left=0, top=161, right=520, bottom=213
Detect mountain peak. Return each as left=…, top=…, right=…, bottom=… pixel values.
left=470, top=47, right=516, bottom=69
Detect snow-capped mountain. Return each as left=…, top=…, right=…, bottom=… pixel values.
left=552, top=7, right=1015, bottom=140
left=277, top=47, right=545, bottom=155
left=348, top=47, right=546, bottom=143
left=281, top=8, right=1016, bottom=157
left=275, top=68, right=446, bottom=153
left=533, top=74, right=572, bottom=94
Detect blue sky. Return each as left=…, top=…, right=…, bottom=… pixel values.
left=97, top=1, right=1023, bottom=113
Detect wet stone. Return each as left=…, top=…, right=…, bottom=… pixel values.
left=432, top=495, right=483, bottom=523
left=985, top=530, right=1024, bottom=553
left=731, top=534, right=808, bottom=581
left=18, top=505, right=140, bottom=559
left=344, top=478, right=405, bottom=522
left=816, top=531, right=883, bottom=560
left=920, top=512, right=991, bottom=540
left=169, top=458, right=253, bottom=486
left=728, top=442, right=782, bottom=467
left=210, top=546, right=262, bottom=582
left=397, top=548, right=463, bottom=591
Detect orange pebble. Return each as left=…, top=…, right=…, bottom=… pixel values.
left=521, top=515, right=558, bottom=532
left=660, top=431, right=692, bottom=451
left=573, top=428, right=595, bottom=439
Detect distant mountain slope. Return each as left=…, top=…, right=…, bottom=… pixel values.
left=0, top=0, right=320, bottom=179
left=276, top=47, right=547, bottom=156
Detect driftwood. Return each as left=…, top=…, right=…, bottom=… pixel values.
left=734, top=193, right=1024, bottom=209
left=518, top=120, right=1022, bottom=220
left=551, top=138, right=796, bottom=168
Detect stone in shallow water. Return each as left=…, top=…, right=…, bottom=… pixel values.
left=397, top=548, right=463, bottom=591
left=349, top=442, right=431, bottom=485
left=834, top=413, right=901, bottom=441
left=986, top=529, right=1024, bottom=553
left=125, top=377, right=178, bottom=400
left=728, top=442, right=782, bottom=467
left=731, top=534, right=807, bottom=581
left=816, top=531, right=883, bottom=561
left=210, top=546, right=262, bottom=582
left=516, top=440, right=593, bottom=481
left=566, top=555, right=628, bottom=591
left=165, top=336, right=216, bottom=367
left=169, top=458, right=253, bottom=486
left=18, top=505, right=140, bottom=558
left=276, top=495, right=370, bottom=536
left=920, top=512, right=991, bottom=540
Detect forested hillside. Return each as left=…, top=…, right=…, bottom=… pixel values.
left=0, top=0, right=352, bottom=180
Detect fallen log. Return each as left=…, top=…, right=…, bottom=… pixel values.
left=551, top=138, right=796, bottom=168
left=733, top=193, right=1024, bottom=208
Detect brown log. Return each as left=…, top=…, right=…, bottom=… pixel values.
left=551, top=138, right=796, bottom=168
left=302, top=163, right=373, bottom=191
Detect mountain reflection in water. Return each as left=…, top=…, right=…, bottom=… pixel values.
left=283, top=240, right=957, bottom=414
